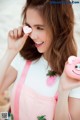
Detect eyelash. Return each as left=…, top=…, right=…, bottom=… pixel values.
left=37, top=27, right=44, bottom=30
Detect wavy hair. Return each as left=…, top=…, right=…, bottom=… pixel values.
left=20, top=0, right=77, bottom=75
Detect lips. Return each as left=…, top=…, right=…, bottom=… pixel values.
left=34, top=41, right=44, bottom=47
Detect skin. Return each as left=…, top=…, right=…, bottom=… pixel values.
left=0, top=8, right=80, bottom=120
left=26, top=8, right=53, bottom=59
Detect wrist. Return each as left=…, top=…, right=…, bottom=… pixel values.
left=58, top=91, right=69, bottom=101
left=1, top=48, right=18, bottom=64
left=6, top=48, right=18, bottom=57
left=58, top=85, right=70, bottom=101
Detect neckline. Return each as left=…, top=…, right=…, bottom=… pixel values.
left=41, top=55, right=48, bottom=66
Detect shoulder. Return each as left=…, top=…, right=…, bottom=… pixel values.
left=11, top=53, right=26, bottom=71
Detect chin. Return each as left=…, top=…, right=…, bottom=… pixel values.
left=38, top=50, right=44, bottom=53
left=37, top=49, right=44, bottom=53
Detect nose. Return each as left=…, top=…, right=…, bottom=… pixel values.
left=29, top=30, right=38, bottom=40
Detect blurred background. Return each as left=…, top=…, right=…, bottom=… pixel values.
left=0, top=0, right=26, bottom=58
left=0, top=0, right=80, bottom=58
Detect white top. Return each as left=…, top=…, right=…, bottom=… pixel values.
left=11, top=53, right=80, bottom=98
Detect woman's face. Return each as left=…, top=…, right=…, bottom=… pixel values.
left=25, top=8, right=53, bottom=58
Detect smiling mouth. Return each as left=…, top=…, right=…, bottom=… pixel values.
left=34, top=41, right=44, bottom=47
left=72, top=70, right=80, bottom=76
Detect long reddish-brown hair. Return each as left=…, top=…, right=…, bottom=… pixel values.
left=20, top=0, right=77, bottom=75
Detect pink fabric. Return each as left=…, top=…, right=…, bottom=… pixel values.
left=19, top=86, right=56, bottom=120
left=46, top=76, right=57, bottom=86
left=11, top=61, right=57, bottom=120
left=14, top=61, right=31, bottom=120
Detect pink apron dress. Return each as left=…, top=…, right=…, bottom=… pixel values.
left=10, top=61, right=59, bottom=120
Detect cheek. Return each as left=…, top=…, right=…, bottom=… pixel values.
left=39, top=32, right=47, bottom=40
left=38, top=30, right=49, bottom=40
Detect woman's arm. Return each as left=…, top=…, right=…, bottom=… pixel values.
left=54, top=56, right=80, bottom=120
left=0, top=65, right=17, bottom=93
left=69, top=97, right=80, bottom=120
left=54, top=89, right=80, bottom=120
left=0, top=49, right=17, bottom=84
left=0, top=26, right=30, bottom=93
left=0, top=50, right=17, bottom=93
left=54, top=71, right=80, bottom=120
left=54, top=86, right=70, bottom=120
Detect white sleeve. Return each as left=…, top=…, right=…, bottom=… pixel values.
left=69, top=87, right=80, bottom=99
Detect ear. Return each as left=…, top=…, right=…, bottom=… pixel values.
left=68, top=56, right=77, bottom=64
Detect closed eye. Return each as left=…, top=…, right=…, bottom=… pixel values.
left=36, top=26, right=44, bottom=30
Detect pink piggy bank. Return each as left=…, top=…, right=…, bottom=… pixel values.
left=64, top=56, right=80, bottom=80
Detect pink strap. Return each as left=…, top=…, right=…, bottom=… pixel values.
left=14, top=61, right=32, bottom=120
left=69, top=112, right=72, bottom=120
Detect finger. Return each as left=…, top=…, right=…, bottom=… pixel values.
left=21, top=34, right=29, bottom=44
left=13, top=29, right=18, bottom=39
left=18, top=26, right=23, bottom=37
left=8, top=30, right=14, bottom=38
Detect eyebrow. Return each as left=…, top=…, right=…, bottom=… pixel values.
left=25, top=22, right=45, bottom=28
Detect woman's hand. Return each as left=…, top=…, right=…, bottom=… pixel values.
left=60, top=71, right=80, bottom=90
left=60, top=56, right=80, bottom=90
left=8, top=26, right=31, bottom=53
